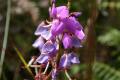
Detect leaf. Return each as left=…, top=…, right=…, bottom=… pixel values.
left=93, top=62, right=120, bottom=80
left=14, top=47, right=34, bottom=77
left=98, top=28, right=120, bottom=47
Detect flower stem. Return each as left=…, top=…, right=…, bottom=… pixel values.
left=43, top=62, right=50, bottom=74
left=35, top=67, right=38, bottom=75
left=27, top=58, right=34, bottom=67
left=0, top=0, right=11, bottom=79
left=67, top=0, right=71, bottom=9
left=65, top=70, right=72, bottom=80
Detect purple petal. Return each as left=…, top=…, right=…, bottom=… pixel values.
left=34, top=22, right=46, bottom=35
left=62, top=17, right=77, bottom=33
left=62, top=34, right=72, bottom=49
left=71, top=36, right=82, bottom=48
left=51, top=4, right=57, bottom=18
left=56, top=6, right=69, bottom=19
left=34, top=22, right=52, bottom=40
left=70, top=12, right=82, bottom=18
left=41, top=30, right=52, bottom=40
left=75, top=30, right=85, bottom=40
left=69, top=17, right=83, bottom=30
left=51, top=20, right=64, bottom=36
left=63, top=17, right=83, bottom=33
left=32, top=36, right=44, bottom=50
left=59, top=54, right=71, bottom=69
left=68, top=52, right=80, bottom=64
left=36, top=54, right=49, bottom=64
left=42, top=41, right=56, bottom=57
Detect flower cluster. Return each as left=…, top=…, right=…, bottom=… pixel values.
left=30, top=0, right=85, bottom=80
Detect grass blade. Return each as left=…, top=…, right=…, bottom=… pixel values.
left=0, top=0, right=11, bottom=79
left=14, top=47, right=34, bottom=78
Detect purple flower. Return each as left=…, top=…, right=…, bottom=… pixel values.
left=41, top=41, right=57, bottom=57
left=71, top=36, right=82, bottom=48
left=50, top=16, right=84, bottom=37
left=62, top=17, right=83, bottom=33
left=62, top=34, right=82, bottom=49
left=59, top=52, right=80, bottom=69
left=36, top=54, right=49, bottom=64
left=75, top=29, right=85, bottom=40
left=68, top=52, right=80, bottom=64
left=59, top=53, right=71, bottom=69
left=35, top=22, right=52, bottom=40
left=56, top=6, right=69, bottom=19
left=51, top=19, right=64, bottom=36
left=62, top=34, right=72, bottom=49
left=31, top=1, right=85, bottom=79
left=50, top=5, right=69, bottom=19
left=35, top=41, right=58, bottom=64
left=32, top=36, right=45, bottom=50
left=51, top=4, right=57, bottom=18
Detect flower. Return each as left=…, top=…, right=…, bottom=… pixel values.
left=50, top=5, right=69, bottom=19
left=62, top=34, right=82, bottom=49
left=41, top=41, right=57, bottom=57
left=62, top=34, right=72, bottom=49
left=50, top=16, right=85, bottom=38
left=71, top=36, right=82, bottom=48
left=59, top=52, right=80, bottom=69
left=51, top=19, right=64, bottom=36
left=34, top=21, right=52, bottom=40
left=31, top=0, right=85, bottom=79
left=36, top=54, right=49, bottom=64
left=32, top=36, right=45, bottom=50
left=75, top=29, right=85, bottom=40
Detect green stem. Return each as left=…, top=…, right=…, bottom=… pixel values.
left=67, top=0, right=71, bottom=9
left=0, top=0, right=11, bottom=79
left=43, top=62, right=50, bottom=74
left=65, top=70, right=72, bottom=80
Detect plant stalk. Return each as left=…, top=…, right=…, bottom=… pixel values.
left=0, top=0, right=11, bottom=79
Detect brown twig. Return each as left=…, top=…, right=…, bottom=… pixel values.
left=82, top=0, right=99, bottom=80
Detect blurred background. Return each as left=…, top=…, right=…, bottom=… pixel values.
left=0, top=0, right=120, bottom=80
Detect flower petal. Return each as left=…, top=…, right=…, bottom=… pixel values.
left=71, top=36, right=82, bottom=48
left=51, top=4, right=57, bottom=18
left=35, top=22, right=46, bottom=35
left=36, top=54, right=49, bottom=64
left=75, top=30, right=85, bottom=40
left=62, top=34, right=72, bottom=49
left=59, top=54, right=71, bottom=69
left=32, top=36, right=44, bottom=50
left=41, top=30, right=52, bottom=40
left=68, top=52, right=80, bottom=64
left=56, top=6, right=69, bottom=19
left=63, top=17, right=83, bottom=33
left=42, top=41, right=56, bottom=57
left=51, top=20, right=64, bottom=36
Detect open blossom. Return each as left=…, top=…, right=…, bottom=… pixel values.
left=30, top=0, right=85, bottom=79
left=59, top=52, right=80, bottom=69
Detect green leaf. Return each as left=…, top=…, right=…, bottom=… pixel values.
left=14, top=47, right=34, bottom=77
left=93, top=62, right=120, bottom=80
